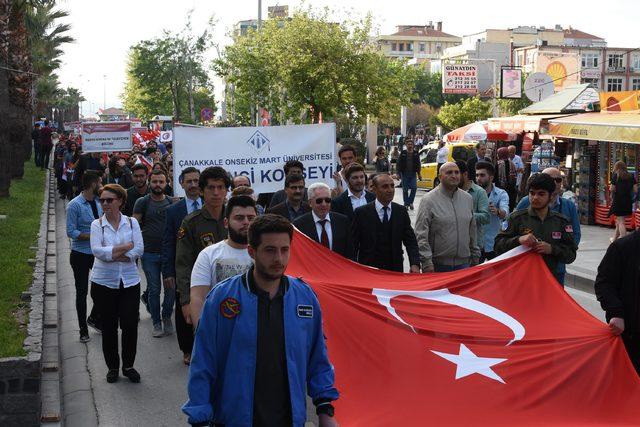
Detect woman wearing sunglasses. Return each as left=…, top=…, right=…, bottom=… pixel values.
left=90, top=183, right=144, bottom=383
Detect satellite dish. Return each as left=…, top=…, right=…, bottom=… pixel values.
left=524, top=72, right=554, bottom=102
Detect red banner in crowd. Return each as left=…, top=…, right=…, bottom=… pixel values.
left=287, top=231, right=640, bottom=426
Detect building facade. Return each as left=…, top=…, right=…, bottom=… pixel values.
left=377, top=22, right=461, bottom=69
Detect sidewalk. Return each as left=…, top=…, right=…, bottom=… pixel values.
left=565, top=224, right=613, bottom=293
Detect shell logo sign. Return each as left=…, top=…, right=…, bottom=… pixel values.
left=546, top=61, right=567, bottom=89
left=535, top=52, right=579, bottom=92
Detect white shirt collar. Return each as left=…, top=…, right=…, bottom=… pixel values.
left=312, top=211, right=330, bottom=223
left=100, top=213, right=127, bottom=230
left=375, top=199, right=390, bottom=212
left=348, top=188, right=365, bottom=199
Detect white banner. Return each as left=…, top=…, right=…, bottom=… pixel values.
left=173, top=123, right=336, bottom=196
left=81, top=121, right=132, bottom=153
left=442, top=64, right=478, bottom=94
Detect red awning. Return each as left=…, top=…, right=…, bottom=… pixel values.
left=445, top=121, right=517, bottom=142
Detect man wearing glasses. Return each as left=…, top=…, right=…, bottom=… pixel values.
left=293, top=182, right=354, bottom=260
left=513, top=167, right=581, bottom=285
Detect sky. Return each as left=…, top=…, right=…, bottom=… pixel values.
left=56, top=0, right=640, bottom=116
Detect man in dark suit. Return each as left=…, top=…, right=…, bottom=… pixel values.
left=294, top=182, right=354, bottom=260
left=352, top=173, right=420, bottom=273
left=161, top=167, right=201, bottom=366
left=466, top=142, right=491, bottom=184
left=595, top=230, right=640, bottom=374
left=266, top=173, right=310, bottom=221
left=331, top=162, right=375, bottom=224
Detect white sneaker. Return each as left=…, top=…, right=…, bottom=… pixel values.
left=152, top=324, right=164, bottom=338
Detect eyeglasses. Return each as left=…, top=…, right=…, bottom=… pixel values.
left=314, top=198, right=332, bottom=204
left=99, top=198, right=117, bottom=204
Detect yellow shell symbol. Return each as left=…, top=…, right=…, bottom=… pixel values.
left=546, top=61, right=567, bottom=89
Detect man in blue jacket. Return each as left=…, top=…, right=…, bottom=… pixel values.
left=514, top=167, right=581, bottom=285
left=183, top=214, right=339, bottom=427
left=161, top=167, right=201, bottom=365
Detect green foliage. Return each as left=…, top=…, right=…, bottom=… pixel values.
left=0, top=163, right=45, bottom=357
left=497, top=97, right=533, bottom=116
left=217, top=8, right=416, bottom=126
left=24, top=1, right=76, bottom=114
left=122, top=14, right=216, bottom=123
left=412, top=72, right=468, bottom=109
left=436, top=97, right=492, bottom=131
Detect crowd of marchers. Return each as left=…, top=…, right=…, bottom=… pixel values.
left=47, top=121, right=638, bottom=426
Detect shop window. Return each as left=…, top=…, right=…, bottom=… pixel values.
left=607, top=77, right=623, bottom=92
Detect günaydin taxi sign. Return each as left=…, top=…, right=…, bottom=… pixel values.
left=442, top=64, right=478, bottom=95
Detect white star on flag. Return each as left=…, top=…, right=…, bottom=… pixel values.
left=431, top=344, right=507, bottom=384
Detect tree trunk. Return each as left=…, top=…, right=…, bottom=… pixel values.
left=0, top=63, right=11, bottom=197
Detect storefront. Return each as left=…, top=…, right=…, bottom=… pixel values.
left=549, top=112, right=640, bottom=227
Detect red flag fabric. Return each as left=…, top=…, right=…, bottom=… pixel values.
left=287, top=230, right=640, bottom=426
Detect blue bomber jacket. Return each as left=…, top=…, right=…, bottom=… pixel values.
left=182, top=272, right=339, bottom=426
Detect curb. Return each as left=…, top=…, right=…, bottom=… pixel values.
left=54, top=185, right=99, bottom=427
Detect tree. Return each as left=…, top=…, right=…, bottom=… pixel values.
left=0, top=0, right=73, bottom=196
left=122, top=15, right=215, bottom=124
left=436, top=97, right=492, bottom=131
left=412, top=71, right=468, bottom=109
left=217, top=8, right=416, bottom=126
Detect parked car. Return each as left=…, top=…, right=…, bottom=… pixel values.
left=417, top=142, right=476, bottom=190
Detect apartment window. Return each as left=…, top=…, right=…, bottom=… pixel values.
left=608, top=54, right=624, bottom=69
left=607, top=77, right=623, bottom=92
left=398, top=43, right=405, bottom=51
left=632, top=78, right=640, bottom=91
left=435, top=43, right=442, bottom=53
left=581, top=53, right=599, bottom=69
left=632, top=56, right=640, bottom=71
left=391, top=42, right=397, bottom=51
left=419, top=42, right=426, bottom=53
left=407, top=43, right=413, bottom=52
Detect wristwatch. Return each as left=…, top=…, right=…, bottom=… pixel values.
left=316, top=403, right=335, bottom=417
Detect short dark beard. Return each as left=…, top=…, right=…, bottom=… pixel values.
left=228, top=226, right=248, bottom=245
left=151, top=186, right=164, bottom=195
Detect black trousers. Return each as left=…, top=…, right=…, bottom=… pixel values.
left=40, top=145, right=51, bottom=169
left=175, top=290, right=194, bottom=355
left=93, top=282, right=140, bottom=370
left=622, top=332, right=640, bottom=375
left=69, top=251, right=100, bottom=331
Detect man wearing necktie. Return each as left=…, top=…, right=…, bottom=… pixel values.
left=293, top=183, right=354, bottom=260
left=161, top=167, right=202, bottom=366
left=352, top=173, right=420, bottom=273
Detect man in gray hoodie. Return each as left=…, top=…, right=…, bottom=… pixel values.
left=415, top=162, right=480, bottom=272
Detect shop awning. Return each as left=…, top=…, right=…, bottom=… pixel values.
left=549, top=113, right=640, bottom=144
left=445, top=121, right=517, bottom=142
left=487, top=114, right=571, bottom=134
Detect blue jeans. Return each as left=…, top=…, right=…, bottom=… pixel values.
left=402, top=174, right=417, bottom=206
left=141, top=252, right=174, bottom=326
left=434, top=263, right=469, bottom=273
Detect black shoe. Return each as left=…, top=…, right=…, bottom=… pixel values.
left=122, top=367, right=141, bottom=383
left=106, top=369, right=119, bottom=383
left=140, top=291, right=150, bottom=314
left=87, top=317, right=102, bottom=334
left=79, top=329, right=90, bottom=343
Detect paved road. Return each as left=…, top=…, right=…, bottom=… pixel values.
left=57, top=186, right=607, bottom=426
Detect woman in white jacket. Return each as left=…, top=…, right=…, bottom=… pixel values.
left=90, top=183, right=144, bottom=383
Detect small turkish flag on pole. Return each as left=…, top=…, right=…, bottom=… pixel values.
left=287, top=231, right=640, bottom=426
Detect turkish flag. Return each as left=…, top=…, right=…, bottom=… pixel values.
left=287, top=231, right=640, bottom=426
